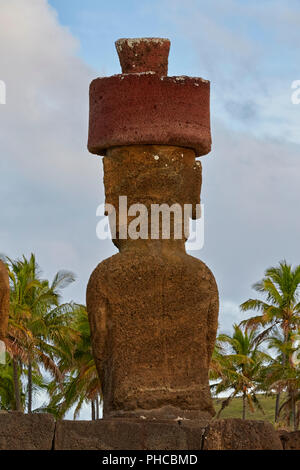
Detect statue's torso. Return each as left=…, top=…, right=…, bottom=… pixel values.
left=87, top=249, right=218, bottom=418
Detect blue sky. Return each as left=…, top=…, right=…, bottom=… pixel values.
left=48, top=0, right=298, bottom=76
left=48, top=0, right=300, bottom=139
left=1, top=0, right=300, bottom=417
left=48, top=0, right=203, bottom=76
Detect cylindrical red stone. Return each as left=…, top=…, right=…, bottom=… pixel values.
left=115, top=37, right=170, bottom=76
left=88, top=74, right=211, bottom=157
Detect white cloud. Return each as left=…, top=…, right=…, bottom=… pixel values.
left=0, top=0, right=110, bottom=309
left=150, top=0, right=300, bottom=332
left=158, top=0, right=300, bottom=146
left=199, top=119, right=300, bottom=333
left=0, top=0, right=99, bottom=189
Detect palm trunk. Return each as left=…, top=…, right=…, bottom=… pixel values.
left=291, top=392, right=297, bottom=431
left=91, top=400, right=96, bottom=420
left=96, top=396, right=99, bottom=420
left=275, top=393, right=280, bottom=422
left=275, top=327, right=289, bottom=423
left=242, top=392, right=246, bottom=420
left=28, top=358, right=32, bottom=413
left=12, top=358, right=21, bottom=411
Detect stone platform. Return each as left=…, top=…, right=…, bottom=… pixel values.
left=0, top=412, right=294, bottom=450
left=0, top=411, right=55, bottom=450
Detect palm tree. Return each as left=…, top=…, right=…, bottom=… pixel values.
left=0, top=356, right=22, bottom=410
left=240, top=260, right=300, bottom=421
left=3, top=254, right=36, bottom=411
left=43, top=304, right=102, bottom=420
left=1, top=253, right=75, bottom=412
left=211, top=324, right=269, bottom=419
left=24, top=267, right=76, bottom=413
left=264, top=330, right=300, bottom=430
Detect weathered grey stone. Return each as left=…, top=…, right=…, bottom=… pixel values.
left=54, top=417, right=284, bottom=450
left=278, top=430, right=300, bottom=450
left=0, top=412, right=55, bottom=450
left=54, top=417, right=210, bottom=450
left=202, top=418, right=283, bottom=450
left=87, top=145, right=219, bottom=420
left=0, top=414, right=286, bottom=450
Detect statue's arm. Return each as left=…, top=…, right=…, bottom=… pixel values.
left=0, top=261, right=9, bottom=341
left=86, top=265, right=108, bottom=384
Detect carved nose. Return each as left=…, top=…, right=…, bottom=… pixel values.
left=115, top=37, right=171, bottom=76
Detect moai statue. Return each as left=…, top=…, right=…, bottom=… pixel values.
left=0, top=260, right=9, bottom=342
left=87, top=38, right=219, bottom=420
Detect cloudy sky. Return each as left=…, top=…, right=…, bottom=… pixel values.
left=1, top=0, right=300, bottom=414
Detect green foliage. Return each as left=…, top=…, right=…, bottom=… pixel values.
left=234, top=260, right=300, bottom=429
left=213, top=394, right=283, bottom=424
left=211, top=324, right=271, bottom=419
left=0, top=253, right=100, bottom=418
left=40, top=304, right=101, bottom=419
left=1, top=255, right=299, bottom=428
